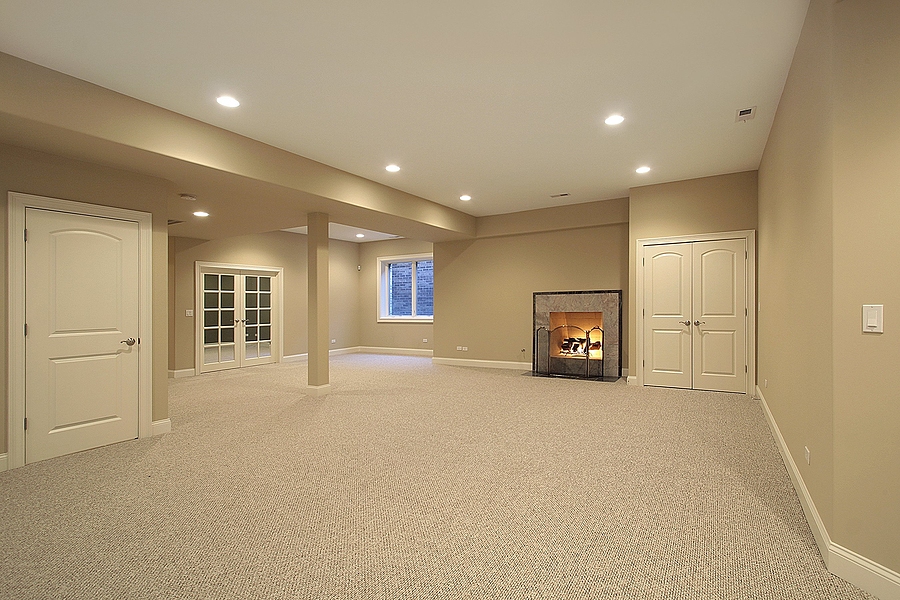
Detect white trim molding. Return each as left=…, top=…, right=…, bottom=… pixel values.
left=0, top=453, right=8, bottom=472
left=306, top=384, right=331, bottom=397
left=7, top=192, right=153, bottom=470
left=168, top=368, right=196, bottom=379
left=358, top=346, right=433, bottom=357
left=758, top=386, right=900, bottom=600
left=432, top=357, right=531, bottom=370
left=151, top=419, right=172, bottom=436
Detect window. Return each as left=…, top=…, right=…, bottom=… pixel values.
left=378, top=254, right=433, bottom=322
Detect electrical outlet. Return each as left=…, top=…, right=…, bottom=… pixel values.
left=462, top=346, right=468, bottom=351
left=804, top=446, right=810, bottom=465
left=764, top=379, right=768, bottom=388
left=456, top=346, right=462, bottom=351
left=185, top=309, right=193, bottom=317
left=331, top=339, right=336, bottom=344
left=423, top=338, right=428, bottom=343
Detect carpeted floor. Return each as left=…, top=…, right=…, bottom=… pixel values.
left=0, top=354, right=875, bottom=599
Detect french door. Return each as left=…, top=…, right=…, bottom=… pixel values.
left=197, top=264, right=281, bottom=373
left=641, top=237, right=750, bottom=393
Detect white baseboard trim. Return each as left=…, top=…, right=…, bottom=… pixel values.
left=757, top=385, right=830, bottom=559
left=758, top=385, right=900, bottom=600
left=286, top=347, right=433, bottom=361
left=831, top=543, right=900, bottom=600
left=168, top=368, right=195, bottom=379
left=0, top=453, right=7, bottom=472
left=357, top=346, right=434, bottom=357
left=626, top=375, right=637, bottom=385
left=151, top=418, right=172, bottom=436
left=432, top=357, right=531, bottom=370
left=306, top=383, right=331, bottom=396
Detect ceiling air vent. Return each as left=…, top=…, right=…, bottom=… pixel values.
left=550, top=193, right=570, bottom=199
left=735, top=106, right=757, bottom=122
left=168, top=219, right=184, bottom=226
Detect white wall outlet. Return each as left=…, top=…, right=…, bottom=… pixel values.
left=456, top=346, right=462, bottom=351
left=423, top=338, right=428, bottom=343
left=185, top=309, right=193, bottom=317
left=804, top=446, right=810, bottom=465
left=462, top=346, right=468, bottom=351
left=331, top=339, right=336, bottom=344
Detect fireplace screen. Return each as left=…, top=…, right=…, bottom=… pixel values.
left=550, top=312, right=603, bottom=358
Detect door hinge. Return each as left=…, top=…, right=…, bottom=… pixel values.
left=745, top=250, right=747, bottom=259
left=745, top=365, right=748, bottom=373
left=137, top=337, right=141, bottom=345
left=23, top=229, right=28, bottom=242
left=642, top=359, right=645, bottom=367
left=745, top=308, right=748, bottom=316
left=24, top=417, right=27, bottom=431
left=24, top=323, right=28, bottom=337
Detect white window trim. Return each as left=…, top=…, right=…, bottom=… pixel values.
left=377, top=253, right=434, bottom=323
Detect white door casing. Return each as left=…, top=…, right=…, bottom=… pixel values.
left=637, top=231, right=755, bottom=394
left=195, top=262, right=283, bottom=374
left=8, top=193, right=153, bottom=469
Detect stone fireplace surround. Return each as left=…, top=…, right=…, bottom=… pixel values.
left=533, top=290, right=622, bottom=380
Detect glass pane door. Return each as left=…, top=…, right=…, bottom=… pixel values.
left=244, top=275, right=273, bottom=361
left=198, top=266, right=278, bottom=374
left=202, top=273, right=237, bottom=367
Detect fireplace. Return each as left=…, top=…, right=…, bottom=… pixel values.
left=533, top=291, right=621, bottom=381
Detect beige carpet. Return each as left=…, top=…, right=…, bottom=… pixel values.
left=0, top=355, right=875, bottom=599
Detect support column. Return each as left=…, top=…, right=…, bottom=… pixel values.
left=307, top=212, right=330, bottom=395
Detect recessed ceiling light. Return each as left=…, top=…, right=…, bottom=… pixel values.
left=193, top=211, right=210, bottom=217
left=216, top=96, right=240, bottom=108
left=636, top=166, right=651, bottom=174
left=460, top=195, right=472, bottom=201
left=385, top=164, right=400, bottom=172
left=356, top=233, right=365, bottom=238
left=605, top=114, right=625, bottom=125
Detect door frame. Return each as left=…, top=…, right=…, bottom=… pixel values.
left=635, top=230, right=756, bottom=393
left=7, top=192, right=153, bottom=469
left=194, top=261, right=284, bottom=374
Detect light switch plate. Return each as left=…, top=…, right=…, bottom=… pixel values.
left=862, top=304, right=883, bottom=333
left=185, top=309, right=194, bottom=317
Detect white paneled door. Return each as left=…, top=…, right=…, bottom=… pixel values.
left=198, top=267, right=279, bottom=373
left=643, top=238, right=747, bottom=393
left=25, top=208, right=140, bottom=463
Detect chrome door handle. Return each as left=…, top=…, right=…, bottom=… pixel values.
left=693, top=321, right=706, bottom=326
left=120, top=337, right=136, bottom=346
left=678, top=320, right=691, bottom=326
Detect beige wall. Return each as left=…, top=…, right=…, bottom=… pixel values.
left=758, top=0, right=836, bottom=539
left=170, top=230, right=361, bottom=371
left=760, top=0, right=900, bottom=575
left=358, top=238, right=434, bottom=351
left=433, top=223, right=629, bottom=364
left=831, top=0, right=900, bottom=571
left=627, top=171, right=759, bottom=375
left=0, top=143, right=171, bottom=452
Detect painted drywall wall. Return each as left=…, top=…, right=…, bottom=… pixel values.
left=0, top=143, right=171, bottom=453
left=170, top=231, right=361, bottom=370
left=628, top=171, right=759, bottom=376
left=358, top=238, right=434, bottom=351
left=757, top=0, right=836, bottom=544
left=831, top=0, right=900, bottom=572
left=433, top=223, right=628, bottom=365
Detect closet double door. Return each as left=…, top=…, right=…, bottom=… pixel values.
left=198, top=266, right=279, bottom=373
left=642, top=238, right=748, bottom=393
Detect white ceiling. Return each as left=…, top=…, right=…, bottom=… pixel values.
left=0, top=1, right=809, bottom=217
left=283, top=223, right=401, bottom=243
